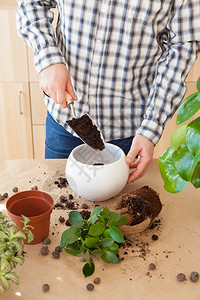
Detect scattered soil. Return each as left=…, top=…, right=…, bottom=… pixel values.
left=66, top=114, right=105, bottom=151
left=81, top=203, right=89, bottom=209
left=59, top=216, right=65, bottom=223
left=53, top=197, right=79, bottom=210
left=116, top=186, right=162, bottom=226
left=80, top=210, right=91, bottom=220
left=152, top=234, right=159, bottom=241
left=54, top=177, right=68, bottom=189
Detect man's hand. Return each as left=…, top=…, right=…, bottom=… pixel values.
left=39, top=63, right=77, bottom=108
left=126, top=135, right=154, bottom=183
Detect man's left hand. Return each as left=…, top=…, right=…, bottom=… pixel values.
left=126, top=134, right=154, bottom=183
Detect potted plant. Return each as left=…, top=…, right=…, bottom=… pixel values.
left=60, top=206, right=128, bottom=277
left=0, top=212, right=34, bottom=293
left=159, top=77, right=200, bottom=193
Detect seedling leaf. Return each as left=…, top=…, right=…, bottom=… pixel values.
left=69, top=211, right=84, bottom=226
left=83, top=261, right=95, bottom=278
left=109, top=226, right=125, bottom=243
left=89, top=223, right=105, bottom=236
left=106, top=251, right=119, bottom=264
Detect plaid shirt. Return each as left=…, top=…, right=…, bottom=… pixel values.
left=16, top=0, right=200, bottom=145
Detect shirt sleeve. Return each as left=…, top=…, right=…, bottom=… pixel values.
left=16, top=0, right=66, bottom=74
left=136, top=0, right=200, bottom=145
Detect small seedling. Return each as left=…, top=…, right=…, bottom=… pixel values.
left=0, top=212, right=34, bottom=293
left=60, top=206, right=128, bottom=277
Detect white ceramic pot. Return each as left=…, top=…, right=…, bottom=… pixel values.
left=66, top=143, right=129, bottom=201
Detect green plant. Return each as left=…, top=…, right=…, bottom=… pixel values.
left=0, top=212, right=34, bottom=293
left=60, top=206, right=128, bottom=277
left=159, top=77, right=200, bottom=193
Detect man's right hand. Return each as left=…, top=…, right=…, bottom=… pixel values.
left=39, top=63, right=77, bottom=108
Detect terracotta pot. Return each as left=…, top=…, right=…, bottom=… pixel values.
left=6, top=190, right=54, bottom=244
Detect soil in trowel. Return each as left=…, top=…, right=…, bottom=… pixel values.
left=66, top=114, right=105, bottom=151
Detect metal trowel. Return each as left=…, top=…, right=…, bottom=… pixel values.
left=65, top=93, right=105, bottom=151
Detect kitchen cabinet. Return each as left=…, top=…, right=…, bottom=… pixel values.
left=0, top=82, right=33, bottom=159
left=0, top=8, right=34, bottom=159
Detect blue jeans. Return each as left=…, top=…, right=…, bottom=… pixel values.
left=45, top=111, right=133, bottom=158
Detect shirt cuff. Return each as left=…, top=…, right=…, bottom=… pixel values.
left=136, top=119, right=164, bottom=145
left=34, top=45, right=66, bottom=74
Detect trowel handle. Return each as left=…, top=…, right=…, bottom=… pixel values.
left=66, top=92, right=76, bottom=118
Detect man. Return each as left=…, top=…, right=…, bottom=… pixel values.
left=16, top=0, right=200, bottom=183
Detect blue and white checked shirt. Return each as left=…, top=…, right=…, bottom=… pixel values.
left=16, top=0, right=200, bottom=145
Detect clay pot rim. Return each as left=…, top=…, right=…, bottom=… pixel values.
left=6, top=190, right=54, bottom=221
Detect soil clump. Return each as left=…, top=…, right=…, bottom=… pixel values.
left=116, top=186, right=162, bottom=226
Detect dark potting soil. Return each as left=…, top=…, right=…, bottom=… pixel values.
left=118, top=186, right=162, bottom=225
left=93, top=163, right=104, bottom=166
left=80, top=209, right=91, bottom=220
left=66, top=114, right=105, bottom=151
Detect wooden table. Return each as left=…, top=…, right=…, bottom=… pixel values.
left=0, top=159, right=200, bottom=300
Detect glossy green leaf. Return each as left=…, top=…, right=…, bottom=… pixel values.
left=85, top=237, right=99, bottom=248
left=109, top=212, right=121, bottom=226
left=103, top=229, right=111, bottom=238
left=64, top=244, right=82, bottom=256
left=186, top=117, right=200, bottom=156
left=109, top=226, right=125, bottom=243
left=191, top=162, right=200, bottom=188
left=89, top=206, right=102, bottom=219
left=69, top=211, right=83, bottom=226
left=116, top=216, right=128, bottom=226
left=60, top=226, right=80, bottom=248
left=91, top=250, right=105, bottom=257
left=108, top=243, right=119, bottom=255
left=101, top=238, right=114, bottom=248
left=100, top=207, right=111, bottom=219
left=83, top=261, right=95, bottom=278
left=158, top=147, right=188, bottom=193
left=106, top=251, right=119, bottom=264
left=89, top=223, right=105, bottom=236
left=170, top=125, right=187, bottom=148
left=172, top=144, right=199, bottom=181
left=177, top=92, right=200, bottom=124
left=79, top=258, right=87, bottom=262
left=100, top=254, right=109, bottom=263
left=196, top=76, right=200, bottom=93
